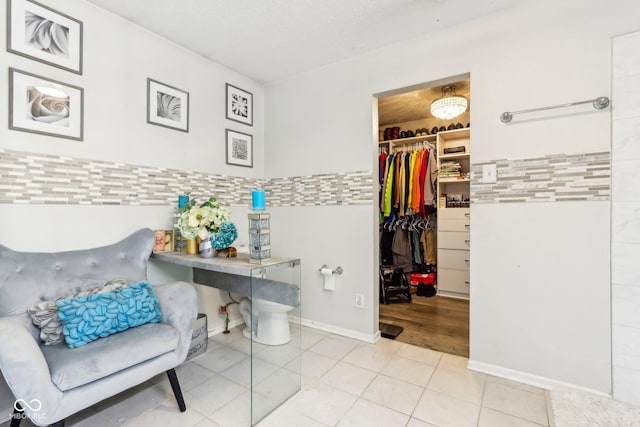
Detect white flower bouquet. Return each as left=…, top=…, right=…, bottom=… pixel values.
left=177, top=197, right=232, bottom=240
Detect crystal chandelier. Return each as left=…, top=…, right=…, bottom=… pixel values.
left=430, top=85, right=468, bottom=120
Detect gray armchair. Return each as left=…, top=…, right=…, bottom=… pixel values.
left=0, top=228, right=198, bottom=427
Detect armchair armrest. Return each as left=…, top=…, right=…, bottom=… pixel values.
left=0, top=316, right=62, bottom=420
left=152, top=281, right=198, bottom=363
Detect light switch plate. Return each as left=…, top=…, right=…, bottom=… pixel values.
left=482, top=164, right=497, bottom=184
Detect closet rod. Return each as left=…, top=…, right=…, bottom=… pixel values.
left=500, top=96, right=610, bottom=123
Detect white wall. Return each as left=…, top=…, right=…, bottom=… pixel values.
left=612, top=30, right=640, bottom=405
left=0, top=0, right=263, bottom=417
left=265, top=0, right=640, bottom=393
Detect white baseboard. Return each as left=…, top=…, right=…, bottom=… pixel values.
left=467, top=360, right=611, bottom=397
left=289, top=315, right=378, bottom=343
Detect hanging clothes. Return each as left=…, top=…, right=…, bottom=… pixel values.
left=424, top=147, right=438, bottom=208
left=421, top=227, right=437, bottom=265
left=391, top=227, right=413, bottom=273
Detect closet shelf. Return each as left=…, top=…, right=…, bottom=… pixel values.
left=378, top=134, right=436, bottom=146
left=440, top=177, right=471, bottom=183
left=439, top=152, right=470, bottom=160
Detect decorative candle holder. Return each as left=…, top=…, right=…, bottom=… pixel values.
left=248, top=212, right=271, bottom=264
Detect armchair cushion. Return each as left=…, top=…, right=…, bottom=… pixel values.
left=41, top=322, right=179, bottom=391
left=57, top=281, right=162, bottom=348
left=28, top=279, right=129, bottom=346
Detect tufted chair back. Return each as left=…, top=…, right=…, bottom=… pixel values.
left=0, top=228, right=155, bottom=318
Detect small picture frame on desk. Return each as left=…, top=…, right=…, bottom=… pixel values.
left=153, top=230, right=174, bottom=253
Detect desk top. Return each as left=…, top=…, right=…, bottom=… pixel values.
left=151, top=252, right=300, bottom=276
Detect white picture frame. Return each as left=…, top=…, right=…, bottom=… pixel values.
left=9, top=68, right=84, bottom=141
left=147, top=78, right=189, bottom=133
left=225, top=129, right=253, bottom=168
left=7, top=0, right=83, bottom=74
left=226, top=83, right=253, bottom=126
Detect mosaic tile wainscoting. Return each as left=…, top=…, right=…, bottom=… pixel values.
left=471, top=152, right=610, bottom=204
left=0, top=149, right=373, bottom=207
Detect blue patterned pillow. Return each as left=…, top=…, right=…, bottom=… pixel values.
left=56, top=281, right=162, bottom=349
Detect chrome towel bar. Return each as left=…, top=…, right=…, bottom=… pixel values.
left=500, top=96, right=610, bottom=123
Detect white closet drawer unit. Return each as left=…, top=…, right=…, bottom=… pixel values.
left=438, top=208, right=470, bottom=219
left=439, top=231, right=470, bottom=250
left=437, top=249, right=470, bottom=270
left=439, top=218, right=470, bottom=232
left=438, top=268, right=470, bottom=295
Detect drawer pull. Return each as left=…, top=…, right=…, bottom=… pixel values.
left=464, top=259, right=470, bottom=264
left=465, top=281, right=470, bottom=286
left=465, top=213, right=470, bottom=218
left=464, top=240, right=470, bottom=245
left=464, top=224, right=470, bottom=229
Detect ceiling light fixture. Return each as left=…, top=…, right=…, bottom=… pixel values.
left=430, top=85, right=467, bottom=120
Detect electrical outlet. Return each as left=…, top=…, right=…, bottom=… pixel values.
left=355, top=293, right=364, bottom=309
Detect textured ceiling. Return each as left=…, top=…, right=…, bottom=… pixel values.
left=87, top=0, right=525, bottom=85
left=378, top=79, right=470, bottom=126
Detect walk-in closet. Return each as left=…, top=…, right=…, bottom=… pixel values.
left=377, top=76, right=471, bottom=357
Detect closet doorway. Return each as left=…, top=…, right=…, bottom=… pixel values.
left=375, top=75, right=471, bottom=357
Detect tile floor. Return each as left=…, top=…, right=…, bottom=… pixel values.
left=1, top=324, right=553, bottom=427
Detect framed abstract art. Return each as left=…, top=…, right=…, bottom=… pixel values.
left=226, top=83, right=253, bottom=126
left=7, top=0, right=83, bottom=74
left=225, top=129, right=253, bottom=167
left=147, top=78, right=189, bottom=132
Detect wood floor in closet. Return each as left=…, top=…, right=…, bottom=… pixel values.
left=379, top=294, right=469, bottom=358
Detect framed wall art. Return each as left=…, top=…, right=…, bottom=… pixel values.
left=226, top=83, right=253, bottom=126
left=7, top=0, right=83, bottom=74
left=9, top=68, right=84, bottom=141
left=147, top=78, right=189, bottom=132
left=225, top=129, right=253, bottom=168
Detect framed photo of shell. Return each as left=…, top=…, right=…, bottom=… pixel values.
left=147, top=78, right=189, bottom=132
left=7, top=0, right=83, bottom=74
left=9, top=68, right=84, bottom=141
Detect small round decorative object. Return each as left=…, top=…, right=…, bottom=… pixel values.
left=199, top=237, right=217, bottom=258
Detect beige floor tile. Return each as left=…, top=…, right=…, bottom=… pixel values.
left=321, top=361, right=377, bottom=396
left=438, top=353, right=469, bottom=372
left=184, top=375, right=246, bottom=416
left=308, top=336, right=359, bottom=360
left=153, top=362, right=216, bottom=394
left=413, top=390, right=481, bottom=427
left=485, top=374, right=547, bottom=395
left=193, top=418, right=222, bottom=427
left=253, top=341, right=301, bottom=367
left=362, top=374, right=424, bottom=415
left=483, top=380, right=549, bottom=425
left=253, top=368, right=300, bottom=404
left=397, top=343, right=443, bottom=366
left=478, top=407, right=548, bottom=427
left=285, top=350, right=338, bottom=383
left=343, top=344, right=396, bottom=372
left=406, top=418, right=439, bottom=427
left=256, top=403, right=328, bottom=427
left=192, top=346, right=248, bottom=373
left=381, top=355, right=437, bottom=387
left=220, top=357, right=279, bottom=388
left=123, top=402, right=205, bottom=427
left=94, top=381, right=171, bottom=425
left=427, top=366, right=486, bottom=405
left=287, top=383, right=358, bottom=426
left=336, top=398, right=408, bottom=427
